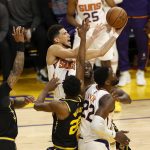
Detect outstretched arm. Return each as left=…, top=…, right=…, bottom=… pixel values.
left=7, top=26, right=25, bottom=89
left=34, top=78, right=69, bottom=119
left=85, top=26, right=125, bottom=60
left=111, top=87, right=132, bottom=104
left=34, top=77, right=60, bottom=110
left=76, top=20, right=89, bottom=96
left=0, top=26, right=25, bottom=107
left=11, top=96, right=35, bottom=108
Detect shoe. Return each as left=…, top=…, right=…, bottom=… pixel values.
left=136, top=70, right=146, bottom=86
left=37, top=68, right=48, bottom=83
left=114, top=101, right=122, bottom=113
left=118, top=71, right=131, bottom=86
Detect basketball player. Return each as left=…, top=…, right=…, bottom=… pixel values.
left=78, top=66, right=130, bottom=150
left=0, top=26, right=34, bottom=150
left=67, top=0, right=119, bottom=68
left=46, top=20, right=123, bottom=100
left=78, top=35, right=131, bottom=150
left=34, top=22, right=87, bottom=150
left=116, top=0, right=150, bottom=86
left=67, top=0, right=125, bottom=112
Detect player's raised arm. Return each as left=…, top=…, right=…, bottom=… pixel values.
left=34, top=77, right=60, bottom=111
left=85, top=26, right=124, bottom=60
left=76, top=20, right=88, bottom=95
left=7, top=26, right=25, bottom=89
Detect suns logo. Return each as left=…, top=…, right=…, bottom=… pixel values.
left=78, top=2, right=101, bottom=12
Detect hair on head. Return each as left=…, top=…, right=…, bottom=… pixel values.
left=62, top=75, right=81, bottom=97
left=94, top=67, right=109, bottom=86
left=47, top=24, right=63, bottom=44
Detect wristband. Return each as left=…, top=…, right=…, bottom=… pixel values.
left=17, top=42, right=25, bottom=52
left=112, top=32, right=119, bottom=38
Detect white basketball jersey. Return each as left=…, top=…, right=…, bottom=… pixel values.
left=76, top=0, right=106, bottom=27
left=79, top=84, right=110, bottom=142
left=47, top=59, right=76, bottom=100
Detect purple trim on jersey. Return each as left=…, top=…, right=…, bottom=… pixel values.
left=118, top=0, right=150, bottom=16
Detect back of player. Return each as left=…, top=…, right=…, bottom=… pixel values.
left=52, top=96, right=82, bottom=149
left=73, top=0, right=115, bottom=62
left=79, top=84, right=114, bottom=150
left=0, top=82, right=17, bottom=150
left=47, top=58, right=76, bottom=100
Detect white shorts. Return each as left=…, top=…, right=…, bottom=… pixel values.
left=73, top=27, right=115, bottom=61
left=78, top=138, right=109, bottom=150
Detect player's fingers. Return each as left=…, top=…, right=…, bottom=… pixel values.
left=122, top=130, right=129, bottom=134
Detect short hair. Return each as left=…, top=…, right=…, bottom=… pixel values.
left=62, top=75, right=81, bottom=97
left=94, top=67, right=109, bottom=86
left=47, top=24, right=63, bottom=44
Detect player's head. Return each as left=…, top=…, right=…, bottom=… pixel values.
left=94, top=66, right=118, bottom=87
left=62, top=75, right=81, bottom=97
left=48, top=24, right=71, bottom=47
left=84, top=61, right=93, bottom=79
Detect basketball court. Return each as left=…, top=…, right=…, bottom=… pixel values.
left=1, top=68, right=150, bottom=150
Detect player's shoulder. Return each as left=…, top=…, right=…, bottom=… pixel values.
left=48, top=44, right=62, bottom=51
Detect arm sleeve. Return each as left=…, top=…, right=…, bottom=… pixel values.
left=0, top=82, right=12, bottom=107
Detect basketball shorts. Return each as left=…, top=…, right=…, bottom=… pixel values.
left=78, top=138, right=110, bottom=150
left=0, top=140, right=16, bottom=150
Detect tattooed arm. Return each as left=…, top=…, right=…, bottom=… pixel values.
left=7, top=26, right=25, bottom=89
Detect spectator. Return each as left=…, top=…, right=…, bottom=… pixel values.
left=3, top=0, right=49, bottom=82
left=117, top=0, right=150, bottom=86
left=0, top=2, right=10, bottom=81
left=38, top=0, right=75, bottom=46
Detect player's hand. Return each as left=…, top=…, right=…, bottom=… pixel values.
left=92, top=23, right=106, bottom=39
left=24, top=96, right=35, bottom=104
left=12, top=26, right=25, bottom=43
left=115, top=130, right=130, bottom=146
left=46, top=77, right=60, bottom=91
left=77, top=19, right=90, bottom=39
left=111, top=90, right=120, bottom=101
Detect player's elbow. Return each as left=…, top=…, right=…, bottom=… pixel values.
left=33, top=103, right=41, bottom=111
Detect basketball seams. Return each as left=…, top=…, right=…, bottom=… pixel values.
left=110, top=9, right=123, bottom=28
left=106, top=7, right=127, bottom=29
left=106, top=9, right=113, bottom=25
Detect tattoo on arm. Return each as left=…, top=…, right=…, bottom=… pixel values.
left=7, top=51, right=24, bottom=88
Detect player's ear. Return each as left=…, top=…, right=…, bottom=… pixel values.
left=54, top=37, right=59, bottom=43
left=105, top=80, right=111, bottom=86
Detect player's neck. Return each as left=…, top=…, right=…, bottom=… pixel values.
left=55, top=43, right=70, bottom=49
left=97, top=85, right=111, bottom=92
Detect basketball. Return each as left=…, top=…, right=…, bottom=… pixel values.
left=106, top=7, right=128, bottom=29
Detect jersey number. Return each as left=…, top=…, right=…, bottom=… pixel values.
left=69, top=117, right=81, bottom=135
left=83, top=11, right=99, bottom=22
left=82, top=100, right=95, bottom=122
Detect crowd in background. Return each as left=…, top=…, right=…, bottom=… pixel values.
left=0, top=0, right=150, bottom=85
